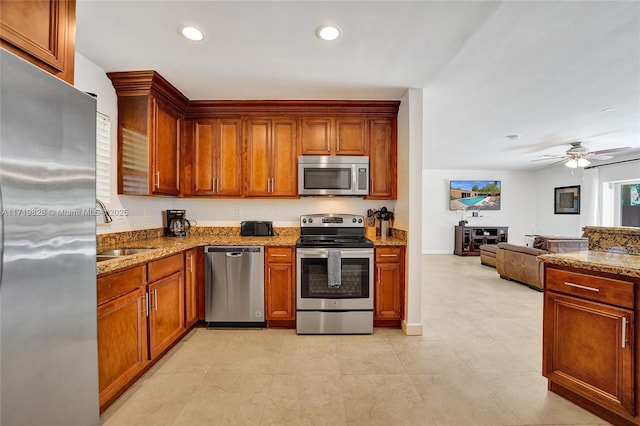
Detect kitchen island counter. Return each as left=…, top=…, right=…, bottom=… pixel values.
left=538, top=250, right=640, bottom=279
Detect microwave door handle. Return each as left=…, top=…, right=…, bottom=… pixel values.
left=352, top=164, right=357, bottom=194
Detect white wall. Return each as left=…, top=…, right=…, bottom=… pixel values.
left=396, top=89, right=424, bottom=335
left=422, top=169, right=537, bottom=253
left=531, top=166, right=584, bottom=236
left=73, top=53, right=396, bottom=233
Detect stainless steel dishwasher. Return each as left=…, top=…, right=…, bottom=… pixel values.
left=204, top=246, right=266, bottom=327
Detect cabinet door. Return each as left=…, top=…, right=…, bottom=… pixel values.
left=0, top=0, right=75, bottom=84
left=265, top=247, right=294, bottom=321
left=245, top=119, right=270, bottom=196
left=335, top=118, right=368, bottom=155
left=369, top=118, right=396, bottom=199
left=148, top=271, right=185, bottom=359
left=184, top=248, right=199, bottom=327
left=375, top=262, right=403, bottom=321
left=97, top=287, right=148, bottom=409
left=192, top=119, right=242, bottom=196
left=216, top=119, right=243, bottom=196
left=300, top=118, right=332, bottom=155
left=265, top=259, right=294, bottom=320
left=152, top=98, right=180, bottom=196
left=543, top=291, right=634, bottom=416
left=192, top=120, right=216, bottom=195
left=270, top=119, right=297, bottom=197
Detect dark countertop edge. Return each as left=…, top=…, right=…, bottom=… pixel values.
left=538, top=251, right=640, bottom=279
left=97, top=235, right=406, bottom=276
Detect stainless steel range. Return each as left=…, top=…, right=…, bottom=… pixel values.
left=296, top=214, right=374, bottom=334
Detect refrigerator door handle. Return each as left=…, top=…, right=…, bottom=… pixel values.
left=0, top=185, right=3, bottom=287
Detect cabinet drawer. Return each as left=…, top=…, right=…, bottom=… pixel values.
left=266, top=247, right=292, bottom=263
left=97, top=266, right=145, bottom=305
left=375, top=247, right=403, bottom=263
left=546, top=267, right=634, bottom=309
left=148, top=253, right=183, bottom=282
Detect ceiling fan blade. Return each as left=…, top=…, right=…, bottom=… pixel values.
left=590, top=146, right=632, bottom=155
left=530, top=155, right=566, bottom=162
left=589, top=154, right=614, bottom=160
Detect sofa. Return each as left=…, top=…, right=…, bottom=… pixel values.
left=495, top=236, right=588, bottom=291
left=480, top=244, right=498, bottom=267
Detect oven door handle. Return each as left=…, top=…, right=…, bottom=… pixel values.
left=297, top=249, right=329, bottom=258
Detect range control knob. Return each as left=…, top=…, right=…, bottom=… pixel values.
left=352, top=217, right=357, bottom=223
left=358, top=218, right=363, bottom=223
left=308, top=218, right=313, bottom=223
left=302, top=218, right=307, bottom=224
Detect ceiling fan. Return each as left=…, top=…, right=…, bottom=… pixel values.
left=532, top=141, right=632, bottom=168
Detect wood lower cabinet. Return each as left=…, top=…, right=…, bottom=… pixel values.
left=374, top=247, right=405, bottom=327
left=97, top=266, right=147, bottom=411
left=148, top=271, right=185, bottom=359
left=184, top=248, right=200, bottom=327
left=543, top=264, right=638, bottom=424
left=245, top=118, right=297, bottom=197
left=265, top=247, right=295, bottom=326
left=0, top=0, right=76, bottom=84
left=98, top=251, right=192, bottom=412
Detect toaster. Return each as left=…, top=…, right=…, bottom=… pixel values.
left=240, top=221, right=274, bottom=236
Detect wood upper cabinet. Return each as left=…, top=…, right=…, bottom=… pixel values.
left=369, top=118, right=397, bottom=199
left=374, top=247, right=405, bottom=324
left=0, top=0, right=76, bottom=84
left=265, top=247, right=295, bottom=321
left=190, top=119, right=243, bottom=196
left=245, top=118, right=297, bottom=197
left=300, top=117, right=368, bottom=156
left=543, top=265, right=636, bottom=420
left=107, top=71, right=188, bottom=196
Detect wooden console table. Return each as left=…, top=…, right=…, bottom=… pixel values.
left=454, top=226, right=508, bottom=256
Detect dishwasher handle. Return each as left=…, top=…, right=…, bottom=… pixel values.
left=226, top=252, right=244, bottom=257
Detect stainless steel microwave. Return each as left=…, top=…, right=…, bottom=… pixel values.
left=298, top=156, right=369, bottom=196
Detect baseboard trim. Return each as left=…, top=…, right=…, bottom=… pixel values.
left=401, top=321, right=423, bottom=336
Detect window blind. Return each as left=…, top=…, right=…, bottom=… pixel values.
left=96, top=112, right=111, bottom=202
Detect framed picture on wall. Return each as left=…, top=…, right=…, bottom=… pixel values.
left=554, top=185, right=580, bottom=214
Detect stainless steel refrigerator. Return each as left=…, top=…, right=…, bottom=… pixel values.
left=0, top=49, right=100, bottom=425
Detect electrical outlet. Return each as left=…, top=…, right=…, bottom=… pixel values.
left=234, top=207, right=242, bottom=218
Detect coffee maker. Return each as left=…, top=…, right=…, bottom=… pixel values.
left=163, top=209, right=191, bottom=237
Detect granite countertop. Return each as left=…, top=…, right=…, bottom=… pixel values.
left=97, top=234, right=406, bottom=276
left=539, top=250, right=640, bottom=279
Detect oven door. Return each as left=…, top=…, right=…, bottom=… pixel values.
left=296, top=248, right=373, bottom=310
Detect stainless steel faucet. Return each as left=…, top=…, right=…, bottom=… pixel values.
left=96, top=199, right=113, bottom=224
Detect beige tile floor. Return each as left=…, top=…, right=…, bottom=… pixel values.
left=101, top=254, right=611, bottom=426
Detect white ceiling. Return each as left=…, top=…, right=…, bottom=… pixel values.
left=75, top=1, right=640, bottom=171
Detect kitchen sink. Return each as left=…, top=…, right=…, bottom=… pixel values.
left=96, top=248, right=156, bottom=262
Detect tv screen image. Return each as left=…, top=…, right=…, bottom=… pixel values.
left=450, top=180, right=501, bottom=211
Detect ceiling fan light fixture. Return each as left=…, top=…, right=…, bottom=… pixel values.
left=565, top=158, right=578, bottom=168
left=577, top=158, right=591, bottom=167
left=316, top=25, right=341, bottom=41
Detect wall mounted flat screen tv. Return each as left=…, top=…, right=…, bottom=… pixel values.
left=450, top=180, right=501, bottom=210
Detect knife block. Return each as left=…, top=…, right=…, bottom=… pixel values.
left=366, top=223, right=377, bottom=239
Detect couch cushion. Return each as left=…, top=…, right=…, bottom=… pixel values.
left=533, top=235, right=586, bottom=250
left=497, top=242, right=547, bottom=256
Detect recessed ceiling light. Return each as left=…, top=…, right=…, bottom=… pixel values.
left=316, top=25, right=341, bottom=41
left=505, top=134, right=521, bottom=140
left=179, top=26, right=204, bottom=42
left=600, top=107, right=617, bottom=113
